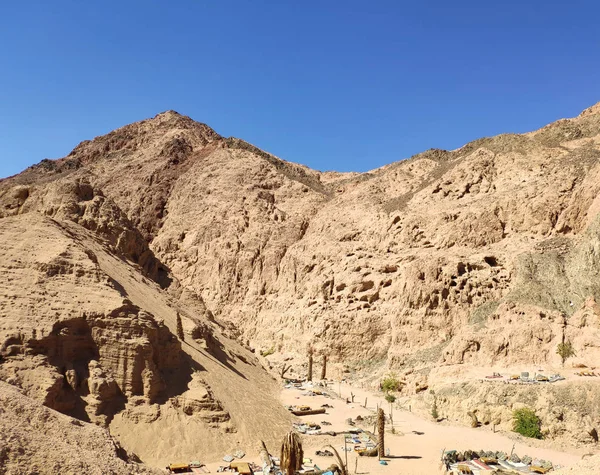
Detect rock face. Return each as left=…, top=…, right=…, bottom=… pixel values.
left=411, top=379, right=600, bottom=447
left=0, top=214, right=182, bottom=425
left=0, top=380, right=159, bottom=475
left=5, top=105, right=597, bottom=373
left=0, top=211, right=291, bottom=468
left=2, top=103, right=600, bottom=463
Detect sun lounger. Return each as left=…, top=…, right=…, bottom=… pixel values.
left=530, top=466, right=551, bottom=474
left=485, top=373, right=502, bottom=379
left=230, top=462, right=252, bottom=474
left=498, top=460, right=520, bottom=472
left=471, top=459, right=493, bottom=471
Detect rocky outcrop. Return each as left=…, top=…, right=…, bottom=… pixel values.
left=1, top=301, right=182, bottom=424
left=0, top=211, right=292, bottom=468
left=0, top=178, right=170, bottom=286
left=412, top=380, right=600, bottom=447
left=3, top=106, right=600, bottom=375
left=0, top=381, right=159, bottom=475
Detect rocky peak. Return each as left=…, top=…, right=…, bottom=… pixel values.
left=579, top=101, right=600, bottom=117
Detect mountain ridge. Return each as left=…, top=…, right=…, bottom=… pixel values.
left=6, top=100, right=599, bottom=184
left=2, top=101, right=600, bottom=471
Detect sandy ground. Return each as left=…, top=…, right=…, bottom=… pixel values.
left=192, top=379, right=594, bottom=475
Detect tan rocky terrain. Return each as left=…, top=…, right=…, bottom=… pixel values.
left=0, top=380, right=159, bottom=475
left=2, top=102, right=600, bottom=471
left=0, top=211, right=291, bottom=469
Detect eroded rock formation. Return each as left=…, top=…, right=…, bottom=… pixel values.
left=2, top=103, right=600, bottom=468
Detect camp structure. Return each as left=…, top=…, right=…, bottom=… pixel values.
left=167, top=462, right=191, bottom=473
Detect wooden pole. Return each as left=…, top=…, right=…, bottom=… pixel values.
left=344, top=436, right=348, bottom=470
left=364, top=397, right=367, bottom=408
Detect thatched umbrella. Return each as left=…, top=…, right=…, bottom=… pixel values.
left=377, top=408, right=385, bottom=458
left=281, top=431, right=303, bottom=475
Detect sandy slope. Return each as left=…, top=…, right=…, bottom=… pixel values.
left=0, top=213, right=291, bottom=470
left=60, top=220, right=293, bottom=467
left=0, top=381, right=159, bottom=475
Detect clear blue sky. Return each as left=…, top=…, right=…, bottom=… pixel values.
left=1, top=1, right=599, bottom=178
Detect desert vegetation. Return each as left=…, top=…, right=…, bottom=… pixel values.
left=513, top=408, right=543, bottom=439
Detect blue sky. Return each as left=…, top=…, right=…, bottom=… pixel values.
left=1, top=1, right=599, bottom=178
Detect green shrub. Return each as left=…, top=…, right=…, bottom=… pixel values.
left=513, top=408, right=542, bottom=439
left=381, top=373, right=400, bottom=393
left=260, top=346, right=275, bottom=357
left=385, top=393, right=396, bottom=403
left=556, top=341, right=576, bottom=366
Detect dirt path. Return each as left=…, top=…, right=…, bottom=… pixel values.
left=182, top=378, right=594, bottom=474
left=277, top=381, right=590, bottom=475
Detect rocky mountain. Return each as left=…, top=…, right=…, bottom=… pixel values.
left=2, top=102, right=600, bottom=469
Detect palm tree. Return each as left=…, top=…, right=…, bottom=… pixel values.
left=281, top=431, right=303, bottom=475
left=377, top=408, right=385, bottom=458
left=324, top=445, right=348, bottom=475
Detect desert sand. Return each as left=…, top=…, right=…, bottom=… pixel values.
left=192, top=379, right=590, bottom=474
left=281, top=381, right=587, bottom=474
